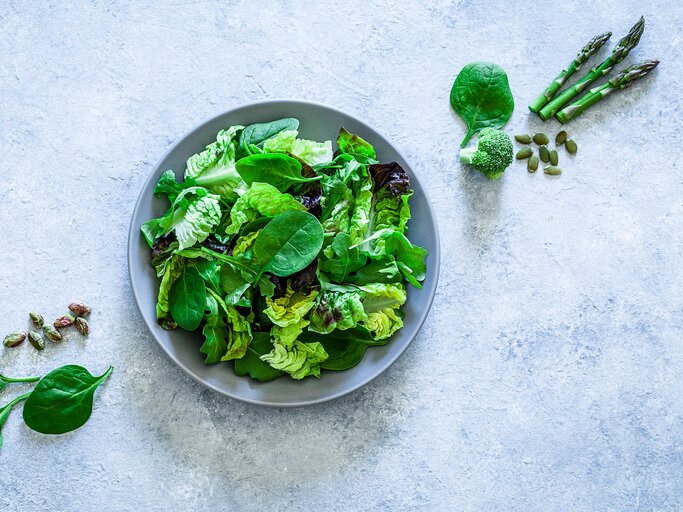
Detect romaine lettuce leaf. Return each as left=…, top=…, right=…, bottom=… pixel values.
left=263, top=129, right=334, bottom=166
left=155, top=255, right=185, bottom=330
left=219, top=302, right=252, bottom=361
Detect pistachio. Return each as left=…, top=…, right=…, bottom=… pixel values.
left=528, top=155, right=539, bottom=172
left=75, top=317, right=90, bottom=336
left=550, top=149, right=559, bottom=166
left=28, top=331, right=45, bottom=351
left=533, top=133, right=549, bottom=145
left=544, top=165, right=562, bottom=176
left=514, top=134, right=532, bottom=144
left=68, top=302, right=92, bottom=317
left=565, top=139, right=578, bottom=154
left=43, top=325, right=63, bottom=343
left=555, top=130, right=567, bottom=146
left=54, top=315, right=75, bottom=328
left=29, top=311, right=44, bottom=328
left=3, top=332, right=27, bottom=348
left=516, top=147, right=533, bottom=159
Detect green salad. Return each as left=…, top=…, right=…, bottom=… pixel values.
left=141, top=118, right=428, bottom=381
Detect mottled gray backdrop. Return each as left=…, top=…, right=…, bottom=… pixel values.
left=1, top=1, right=681, bottom=511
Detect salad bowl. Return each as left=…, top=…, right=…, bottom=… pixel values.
left=128, top=99, right=440, bottom=406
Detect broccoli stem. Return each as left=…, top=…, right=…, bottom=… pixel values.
left=459, top=147, right=476, bottom=164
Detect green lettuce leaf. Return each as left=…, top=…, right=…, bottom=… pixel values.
left=358, top=228, right=427, bottom=287
left=225, top=182, right=305, bottom=235
left=337, top=128, right=377, bottom=162
left=308, top=290, right=368, bottom=334
left=320, top=233, right=367, bottom=281
left=185, top=125, right=244, bottom=200
left=156, top=255, right=185, bottom=329
left=299, top=326, right=384, bottom=371
left=348, top=175, right=373, bottom=245
left=264, top=285, right=318, bottom=327
left=358, top=283, right=407, bottom=340
left=263, top=129, right=334, bottom=166
left=260, top=338, right=328, bottom=379
left=219, top=301, right=253, bottom=361
left=201, top=294, right=228, bottom=364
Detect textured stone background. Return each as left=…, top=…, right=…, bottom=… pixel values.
left=1, top=1, right=681, bottom=511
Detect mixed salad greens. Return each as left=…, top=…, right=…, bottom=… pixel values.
left=141, top=118, right=428, bottom=381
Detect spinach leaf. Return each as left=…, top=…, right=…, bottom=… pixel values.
left=450, top=61, right=514, bottom=147
left=220, top=265, right=252, bottom=305
left=239, top=118, right=299, bottom=149
left=23, top=365, right=113, bottom=435
left=0, top=392, right=31, bottom=448
left=0, top=373, right=39, bottom=393
left=254, top=211, right=324, bottom=277
left=337, top=128, right=377, bottom=160
left=201, top=294, right=228, bottom=364
left=235, top=153, right=321, bottom=193
left=169, top=266, right=206, bottom=331
left=233, top=332, right=284, bottom=382
left=300, top=326, right=384, bottom=371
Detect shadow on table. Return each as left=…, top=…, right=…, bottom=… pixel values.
left=127, top=355, right=412, bottom=490
left=458, top=165, right=503, bottom=250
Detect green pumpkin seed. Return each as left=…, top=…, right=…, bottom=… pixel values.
left=515, top=134, right=532, bottom=144
left=550, top=150, right=559, bottom=166
left=533, top=133, right=549, bottom=145
left=566, top=139, right=578, bottom=154
left=528, top=155, right=539, bottom=172
left=516, top=147, right=533, bottom=159
left=539, top=145, right=550, bottom=163
left=544, top=165, right=562, bottom=175
left=555, top=130, right=567, bottom=146
left=28, top=331, right=45, bottom=351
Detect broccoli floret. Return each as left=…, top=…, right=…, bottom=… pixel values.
left=459, top=128, right=513, bottom=179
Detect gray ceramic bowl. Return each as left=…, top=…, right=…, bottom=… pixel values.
left=128, top=99, right=440, bottom=407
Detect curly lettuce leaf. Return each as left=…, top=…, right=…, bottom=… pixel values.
left=185, top=125, right=243, bottom=200
left=308, top=290, right=368, bottom=334
left=225, top=182, right=305, bottom=235
left=359, top=228, right=427, bottom=287
left=219, top=302, right=252, bottom=361
left=337, top=128, right=377, bottom=162
left=357, top=283, right=407, bottom=340
left=156, top=255, right=185, bottom=329
left=263, top=129, right=334, bottom=166
left=264, top=285, right=318, bottom=327
left=348, top=175, right=373, bottom=245
left=260, top=338, right=328, bottom=380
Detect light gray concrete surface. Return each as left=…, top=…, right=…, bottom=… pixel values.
left=1, top=1, right=681, bottom=510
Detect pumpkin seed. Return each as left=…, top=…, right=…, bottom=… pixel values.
left=566, top=139, right=578, bottom=154
left=528, top=155, right=539, bottom=172
left=550, top=150, right=559, bottom=166
left=516, top=147, right=533, bottom=159
left=515, top=134, right=532, bottom=144
left=555, top=130, right=567, bottom=146
left=544, top=165, right=562, bottom=175
left=533, top=133, right=549, bottom=145
left=539, top=145, right=550, bottom=163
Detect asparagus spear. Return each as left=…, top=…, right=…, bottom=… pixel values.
left=538, top=16, right=645, bottom=120
left=528, top=32, right=612, bottom=113
left=555, top=60, right=659, bottom=123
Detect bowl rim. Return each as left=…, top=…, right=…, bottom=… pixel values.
left=127, top=98, right=441, bottom=407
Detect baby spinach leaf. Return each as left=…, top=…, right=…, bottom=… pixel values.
left=450, top=61, right=514, bottom=147
left=23, top=365, right=113, bottom=435
left=235, top=153, right=321, bottom=193
left=254, top=211, right=324, bottom=277
left=233, top=332, right=284, bottom=382
left=0, top=373, right=40, bottom=393
left=0, top=392, right=31, bottom=448
left=239, top=118, right=299, bottom=149
left=191, top=258, right=221, bottom=291
left=169, top=266, right=206, bottom=331
left=337, top=128, right=377, bottom=160
left=220, top=265, right=252, bottom=305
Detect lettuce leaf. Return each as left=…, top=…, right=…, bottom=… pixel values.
left=337, top=128, right=377, bottom=162
left=264, top=285, right=318, bottom=327
left=185, top=125, right=244, bottom=200
left=348, top=175, right=373, bottom=245
left=260, top=338, right=328, bottom=379
left=308, top=290, right=367, bottom=334
left=155, top=255, right=185, bottom=329
left=219, top=302, right=253, bottom=361
left=225, top=182, right=305, bottom=235
left=201, top=294, right=229, bottom=364
left=358, top=283, right=407, bottom=340
left=233, top=332, right=284, bottom=382
left=263, top=129, right=334, bottom=166
left=358, top=228, right=427, bottom=287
